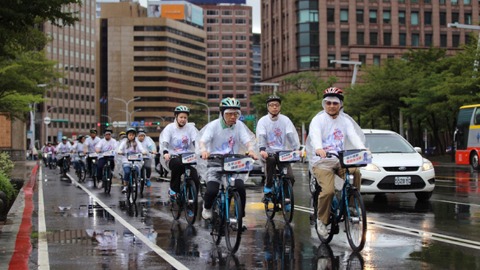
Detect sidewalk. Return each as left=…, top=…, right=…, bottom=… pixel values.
left=0, top=160, right=39, bottom=270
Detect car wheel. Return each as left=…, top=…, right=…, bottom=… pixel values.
left=414, top=191, right=432, bottom=201
left=471, top=152, right=480, bottom=171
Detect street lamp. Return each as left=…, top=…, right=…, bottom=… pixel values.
left=329, top=60, right=362, bottom=86
left=254, top=82, right=280, bottom=95
left=120, top=108, right=141, bottom=124
left=113, top=97, right=141, bottom=125
left=195, top=101, right=210, bottom=122
left=448, top=22, right=480, bottom=75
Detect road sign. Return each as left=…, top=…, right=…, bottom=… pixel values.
left=243, top=114, right=256, bottom=121
left=113, top=121, right=127, bottom=127
left=44, top=117, right=51, bottom=125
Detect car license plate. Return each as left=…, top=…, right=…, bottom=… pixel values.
left=394, top=176, right=411, bottom=185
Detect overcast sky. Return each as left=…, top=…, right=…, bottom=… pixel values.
left=139, top=0, right=261, bottom=33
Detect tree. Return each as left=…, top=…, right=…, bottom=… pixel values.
left=0, top=0, right=80, bottom=119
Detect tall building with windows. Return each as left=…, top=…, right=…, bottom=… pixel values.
left=261, top=0, right=478, bottom=90
left=99, top=2, right=206, bottom=136
left=43, top=0, right=97, bottom=143
left=200, top=4, right=253, bottom=114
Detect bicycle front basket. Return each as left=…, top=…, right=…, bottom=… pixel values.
left=181, top=152, right=197, bottom=165
left=339, top=149, right=372, bottom=167
left=278, top=150, right=300, bottom=163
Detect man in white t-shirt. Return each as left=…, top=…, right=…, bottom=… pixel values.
left=307, top=87, right=366, bottom=238
left=256, top=95, right=300, bottom=198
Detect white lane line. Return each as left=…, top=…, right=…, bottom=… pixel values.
left=68, top=176, right=188, bottom=270
left=295, top=205, right=480, bottom=250
left=431, top=199, right=480, bottom=207
left=38, top=167, right=50, bottom=269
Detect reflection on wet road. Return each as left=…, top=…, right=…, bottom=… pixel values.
left=34, top=162, right=480, bottom=269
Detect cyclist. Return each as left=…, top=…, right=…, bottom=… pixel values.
left=306, top=87, right=366, bottom=238
left=42, top=142, right=56, bottom=167
left=118, top=131, right=127, bottom=141
left=160, top=105, right=200, bottom=200
left=137, top=128, right=157, bottom=187
left=84, top=129, right=101, bottom=177
left=55, top=136, right=73, bottom=173
left=117, top=128, right=147, bottom=193
left=72, top=135, right=86, bottom=173
left=95, top=128, right=118, bottom=187
left=256, top=95, right=300, bottom=197
left=197, top=98, right=258, bottom=220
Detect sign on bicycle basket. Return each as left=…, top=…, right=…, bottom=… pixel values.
left=127, top=153, right=143, bottom=161
left=278, top=151, right=300, bottom=163
left=103, top=150, right=115, bottom=157
left=341, top=150, right=372, bottom=166
left=223, top=156, right=254, bottom=172
left=181, top=153, right=196, bottom=164
left=88, top=153, right=98, bottom=158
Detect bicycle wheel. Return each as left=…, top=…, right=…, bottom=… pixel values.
left=263, top=184, right=276, bottom=220
left=344, top=189, right=367, bottom=252
left=131, top=170, right=139, bottom=203
left=281, top=178, right=294, bottom=223
left=103, top=166, right=112, bottom=194
left=170, top=184, right=182, bottom=220
left=225, top=191, right=243, bottom=253
left=210, top=196, right=223, bottom=245
left=139, top=167, right=146, bottom=198
left=314, top=189, right=336, bottom=244
left=78, top=163, right=86, bottom=183
left=184, top=180, right=198, bottom=225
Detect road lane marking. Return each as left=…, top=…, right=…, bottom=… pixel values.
left=295, top=205, right=480, bottom=250
left=38, top=167, right=50, bottom=269
left=431, top=199, right=480, bottom=207
left=68, top=175, right=188, bottom=270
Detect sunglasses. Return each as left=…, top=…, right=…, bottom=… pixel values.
left=326, top=101, right=340, bottom=106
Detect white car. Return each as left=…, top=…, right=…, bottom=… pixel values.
left=360, top=129, right=435, bottom=201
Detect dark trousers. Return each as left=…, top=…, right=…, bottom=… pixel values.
left=203, top=180, right=246, bottom=217
left=168, top=157, right=200, bottom=193
left=97, top=156, right=115, bottom=178
left=264, top=156, right=295, bottom=188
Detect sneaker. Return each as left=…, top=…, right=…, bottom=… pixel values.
left=263, top=186, right=273, bottom=194
left=187, top=210, right=194, bottom=218
left=169, top=189, right=177, bottom=201
left=146, top=179, right=151, bottom=187
left=349, top=206, right=358, bottom=216
left=121, top=186, right=127, bottom=194
left=316, top=222, right=329, bottom=238
left=202, top=207, right=212, bottom=219
left=285, top=204, right=291, bottom=212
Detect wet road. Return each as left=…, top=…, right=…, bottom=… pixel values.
left=31, top=162, right=480, bottom=269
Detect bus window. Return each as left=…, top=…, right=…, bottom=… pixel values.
left=456, top=107, right=474, bottom=150
left=475, top=110, right=480, bottom=125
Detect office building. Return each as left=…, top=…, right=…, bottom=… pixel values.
left=261, top=0, right=477, bottom=90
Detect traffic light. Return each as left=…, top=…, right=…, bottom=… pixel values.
left=97, top=122, right=101, bottom=127
left=155, top=122, right=160, bottom=126
left=105, top=122, right=110, bottom=127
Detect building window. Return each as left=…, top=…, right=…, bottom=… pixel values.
left=384, top=32, right=391, bottom=46
left=370, top=32, right=378, bottom=45
left=383, top=11, right=391, bottom=24
left=425, top=34, right=433, bottom=46
left=356, top=9, right=364, bottom=23
left=440, top=12, right=446, bottom=26
left=451, top=0, right=458, bottom=5
left=341, top=32, right=349, bottom=46
left=340, top=9, right=348, bottom=22
left=452, top=12, right=459, bottom=23
left=327, top=8, right=334, bottom=22
left=328, top=55, right=335, bottom=68
left=452, top=34, right=460, bottom=47
left=465, top=13, right=472, bottom=24
left=359, top=54, right=366, bottom=65
left=464, top=0, right=471, bottom=4
left=399, top=33, right=406, bottom=46
left=369, top=10, right=377, bottom=23
left=425, top=12, right=432, bottom=25
left=328, top=31, right=335, bottom=46
left=373, top=55, right=381, bottom=66
left=411, top=34, right=420, bottom=46
left=399, top=11, right=405, bottom=25
left=299, top=10, right=319, bottom=23
left=357, top=32, right=364, bottom=45
left=440, top=34, right=447, bottom=47
left=411, top=12, right=419, bottom=25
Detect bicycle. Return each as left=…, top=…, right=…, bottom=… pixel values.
left=311, top=149, right=370, bottom=252
left=87, top=152, right=99, bottom=187
left=58, top=152, right=71, bottom=178
left=139, top=153, right=153, bottom=198
left=125, top=153, right=143, bottom=204
left=169, top=152, right=198, bottom=225
left=100, top=150, right=115, bottom=194
left=75, top=153, right=87, bottom=182
left=208, top=154, right=253, bottom=254
left=44, top=152, right=55, bottom=170
left=263, top=150, right=299, bottom=223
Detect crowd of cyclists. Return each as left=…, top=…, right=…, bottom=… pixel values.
left=39, top=86, right=368, bottom=249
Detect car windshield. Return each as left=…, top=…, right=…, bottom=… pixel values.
left=365, top=133, right=416, bottom=154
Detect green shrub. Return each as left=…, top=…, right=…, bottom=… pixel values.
left=0, top=152, right=14, bottom=177
left=0, top=171, right=16, bottom=203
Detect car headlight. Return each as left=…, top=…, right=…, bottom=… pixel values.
left=362, top=163, right=381, bottom=172
left=422, top=159, right=434, bottom=171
